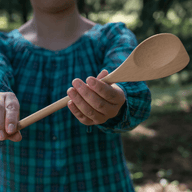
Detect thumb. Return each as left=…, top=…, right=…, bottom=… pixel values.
left=97, top=69, right=109, bottom=80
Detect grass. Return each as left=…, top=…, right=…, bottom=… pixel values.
left=147, top=82, right=192, bottom=124
left=121, top=82, right=192, bottom=191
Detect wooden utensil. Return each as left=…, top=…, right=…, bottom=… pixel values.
left=17, top=33, right=190, bottom=131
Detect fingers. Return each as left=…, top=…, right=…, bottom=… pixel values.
left=5, top=93, right=20, bottom=134
left=0, top=93, right=6, bottom=140
left=67, top=70, right=125, bottom=126
left=0, top=92, right=22, bottom=142
left=71, top=79, right=117, bottom=115
left=67, top=87, right=108, bottom=125
left=96, top=69, right=109, bottom=80
left=7, top=131, right=22, bottom=142
left=86, top=76, right=119, bottom=104
left=67, top=99, right=94, bottom=126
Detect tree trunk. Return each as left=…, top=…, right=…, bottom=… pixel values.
left=18, top=0, right=28, bottom=23
left=100, top=0, right=106, bottom=10
left=7, top=0, right=14, bottom=23
left=135, top=0, right=159, bottom=35
left=77, top=0, right=85, bottom=14
left=77, top=0, right=90, bottom=19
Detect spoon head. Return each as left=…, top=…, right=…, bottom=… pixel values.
left=132, top=33, right=190, bottom=81
left=103, top=33, right=190, bottom=83
left=134, top=33, right=182, bottom=69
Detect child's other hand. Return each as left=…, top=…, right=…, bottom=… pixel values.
left=67, top=70, right=126, bottom=126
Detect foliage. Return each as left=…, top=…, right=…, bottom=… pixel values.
left=0, top=0, right=32, bottom=23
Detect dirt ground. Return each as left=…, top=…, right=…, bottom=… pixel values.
left=121, top=110, right=192, bottom=191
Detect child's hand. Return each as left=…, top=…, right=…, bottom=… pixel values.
left=0, top=92, right=22, bottom=142
left=67, top=70, right=126, bottom=126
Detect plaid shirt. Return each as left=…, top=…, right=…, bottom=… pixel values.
left=0, top=22, right=151, bottom=192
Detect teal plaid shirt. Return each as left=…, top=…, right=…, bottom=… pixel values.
left=0, top=22, right=151, bottom=192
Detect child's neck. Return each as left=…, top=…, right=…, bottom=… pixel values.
left=18, top=5, right=96, bottom=51
left=31, top=4, right=87, bottom=40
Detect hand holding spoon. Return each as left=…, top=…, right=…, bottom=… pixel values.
left=17, top=33, right=190, bottom=130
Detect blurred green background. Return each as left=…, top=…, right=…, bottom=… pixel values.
left=0, top=0, right=192, bottom=191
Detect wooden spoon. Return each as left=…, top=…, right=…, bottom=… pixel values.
left=17, top=33, right=190, bottom=131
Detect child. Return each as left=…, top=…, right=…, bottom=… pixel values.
left=0, top=0, right=151, bottom=191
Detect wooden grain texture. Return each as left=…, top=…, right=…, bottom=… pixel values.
left=17, top=33, right=190, bottom=131
left=101, top=33, right=189, bottom=83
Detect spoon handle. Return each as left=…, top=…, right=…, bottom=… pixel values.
left=17, top=95, right=71, bottom=130
left=17, top=77, right=112, bottom=131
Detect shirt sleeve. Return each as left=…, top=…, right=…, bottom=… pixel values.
left=0, top=32, right=15, bottom=93
left=93, top=22, right=152, bottom=134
